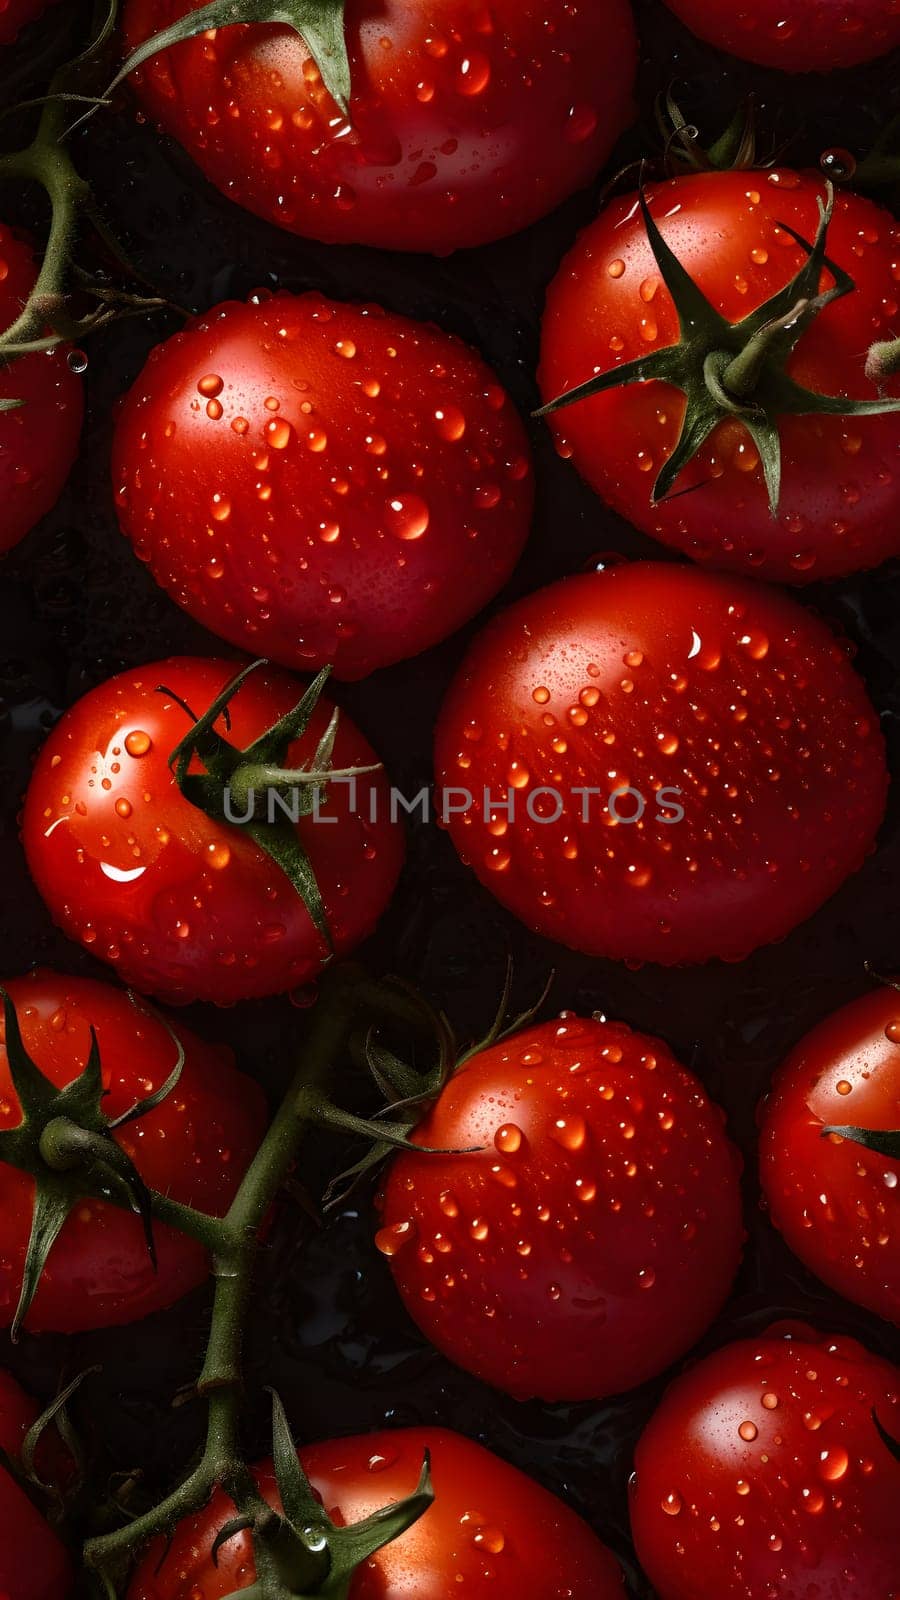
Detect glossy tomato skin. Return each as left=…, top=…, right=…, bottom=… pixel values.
left=0, top=971, right=267, bottom=1331
left=760, top=988, right=900, bottom=1324
left=539, top=173, right=900, bottom=584
left=434, top=562, right=888, bottom=967
left=22, top=659, right=403, bottom=1003
left=0, top=1370, right=73, bottom=1599
left=663, top=0, right=900, bottom=71
left=112, top=293, right=533, bottom=680
left=127, top=1427, right=625, bottom=1599
left=121, top=0, right=638, bottom=254
left=630, top=1325, right=900, bottom=1600
left=377, top=1016, right=743, bottom=1402
left=0, top=225, right=83, bottom=554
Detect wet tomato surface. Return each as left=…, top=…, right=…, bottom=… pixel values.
left=0, top=1368, right=73, bottom=1598
left=127, top=1427, right=626, bottom=1598
left=538, top=173, right=900, bottom=585
left=0, top=225, right=82, bottom=557
left=0, top=970, right=267, bottom=1331
left=112, top=292, right=533, bottom=680
left=760, top=987, right=900, bottom=1325
left=21, top=658, right=404, bottom=1003
left=434, top=562, right=888, bottom=967
left=377, top=1014, right=744, bottom=1402
left=630, top=1325, right=900, bottom=1600
left=121, top=0, right=638, bottom=253
left=663, top=0, right=900, bottom=72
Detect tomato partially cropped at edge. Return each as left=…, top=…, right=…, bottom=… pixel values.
left=0, top=971, right=267, bottom=1332
left=127, top=1427, right=625, bottom=1599
left=0, top=225, right=82, bottom=555
left=538, top=173, right=900, bottom=584
left=0, top=1369, right=72, bottom=1599
left=663, top=0, right=900, bottom=72
left=112, top=292, right=534, bottom=680
left=760, top=986, right=900, bottom=1324
left=377, top=1015, right=744, bottom=1402
left=630, top=1325, right=900, bottom=1600
left=121, top=0, right=638, bottom=253
left=22, top=658, right=404, bottom=1003
left=434, top=562, right=888, bottom=967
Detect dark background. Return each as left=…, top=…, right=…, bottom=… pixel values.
left=2, top=2, right=900, bottom=1593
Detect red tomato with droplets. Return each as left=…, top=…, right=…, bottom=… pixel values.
left=538, top=173, right=900, bottom=584
left=760, top=987, right=900, bottom=1325
left=0, top=972, right=266, bottom=1330
left=377, top=1015, right=743, bottom=1402
left=21, top=659, right=403, bottom=1003
left=434, top=562, right=888, bottom=967
left=121, top=0, right=638, bottom=253
left=630, top=1325, right=900, bottom=1600
left=127, top=1427, right=625, bottom=1598
left=112, top=293, right=533, bottom=680
left=663, top=0, right=900, bottom=71
left=0, top=225, right=82, bottom=554
left=0, top=1369, right=73, bottom=1598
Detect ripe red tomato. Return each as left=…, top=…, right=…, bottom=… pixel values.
left=0, top=1369, right=73, bottom=1599
left=22, top=658, right=403, bottom=1003
left=538, top=172, right=900, bottom=584
left=0, top=970, right=266, bottom=1331
left=663, top=0, right=900, bottom=71
left=127, top=1427, right=625, bottom=1598
left=760, top=987, right=900, bottom=1325
left=112, top=293, right=533, bottom=680
left=376, top=1015, right=743, bottom=1402
left=630, top=1324, right=900, bottom=1600
left=0, top=225, right=83, bottom=555
left=120, top=0, right=638, bottom=253
left=433, top=562, right=888, bottom=967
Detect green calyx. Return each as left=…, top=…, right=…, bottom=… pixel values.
left=659, top=92, right=763, bottom=177
left=0, top=989, right=185, bottom=1339
left=822, top=1124, right=900, bottom=1160
left=323, top=962, right=553, bottom=1207
left=105, top=0, right=351, bottom=120
left=213, top=1393, right=432, bottom=1600
left=161, top=660, right=379, bottom=953
left=537, top=182, right=900, bottom=517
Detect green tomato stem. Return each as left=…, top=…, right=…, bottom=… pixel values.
left=81, top=965, right=370, bottom=1585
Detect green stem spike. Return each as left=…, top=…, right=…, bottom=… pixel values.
left=0, top=987, right=186, bottom=1339
left=159, top=660, right=379, bottom=954
left=536, top=182, right=900, bottom=518
left=93, top=0, right=351, bottom=128
left=822, top=1125, right=900, bottom=1160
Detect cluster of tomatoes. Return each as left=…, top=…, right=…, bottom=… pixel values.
left=1, top=0, right=900, bottom=1597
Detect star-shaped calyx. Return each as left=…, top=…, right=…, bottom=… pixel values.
left=537, top=181, right=900, bottom=516
left=161, top=661, right=379, bottom=953
left=0, top=989, right=184, bottom=1339
left=215, top=1393, right=433, bottom=1600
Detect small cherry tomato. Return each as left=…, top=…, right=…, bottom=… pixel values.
left=760, top=985, right=900, bottom=1324
left=121, top=0, right=638, bottom=253
left=0, top=971, right=267, bottom=1331
left=377, top=1015, right=744, bottom=1401
left=127, top=1427, right=625, bottom=1599
left=434, top=562, right=887, bottom=967
left=22, top=658, right=404, bottom=1004
left=630, top=1324, right=900, bottom=1600
left=112, top=292, right=533, bottom=679
left=0, top=225, right=83, bottom=555
left=663, top=0, right=900, bottom=72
